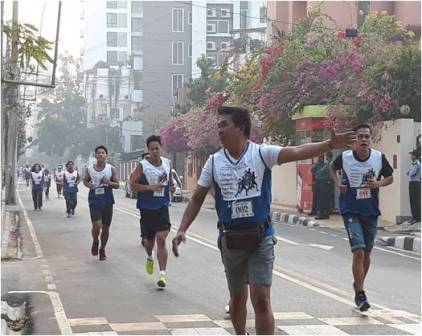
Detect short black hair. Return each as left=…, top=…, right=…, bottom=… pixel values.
left=95, top=145, right=108, bottom=154
left=353, top=124, right=372, bottom=134
left=66, top=161, right=74, bottom=167
left=218, top=105, right=251, bottom=138
left=146, top=135, right=161, bottom=148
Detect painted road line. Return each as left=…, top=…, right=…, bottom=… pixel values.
left=110, top=322, right=167, bottom=332
left=273, top=312, right=314, bottom=320
left=171, top=327, right=230, bottom=335
left=373, top=246, right=420, bottom=261
left=69, top=318, right=109, bottom=326
left=319, top=317, right=383, bottom=325
left=387, top=323, right=421, bottom=335
left=214, top=319, right=255, bottom=328
left=278, top=324, right=348, bottom=335
left=156, top=314, right=211, bottom=323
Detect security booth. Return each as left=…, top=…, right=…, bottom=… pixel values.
left=292, top=105, right=333, bottom=213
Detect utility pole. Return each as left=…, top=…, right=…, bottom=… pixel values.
left=4, top=2, right=19, bottom=205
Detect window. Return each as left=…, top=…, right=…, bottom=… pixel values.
left=188, top=44, right=192, bottom=57
left=240, top=9, right=247, bottom=29
left=188, top=11, right=192, bottom=25
left=172, top=41, right=184, bottom=65
left=206, top=56, right=216, bottom=65
left=131, top=1, right=143, bottom=14
left=108, top=1, right=127, bottom=9
left=172, top=74, right=184, bottom=96
left=110, top=107, right=120, bottom=119
left=206, top=41, right=216, bottom=50
left=107, top=13, right=127, bottom=27
left=207, top=23, right=216, bottom=33
left=117, top=1, right=127, bottom=9
left=107, top=1, right=117, bottom=8
left=107, top=13, right=117, bottom=27
left=118, top=51, right=127, bottom=63
left=133, top=71, right=142, bottom=90
left=172, top=8, right=184, bottom=32
left=118, top=13, right=127, bottom=27
left=133, top=55, right=143, bottom=70
left=131, top=17, right=142, bottom=32
left=220, top=41, right=229, bottom=49
left=132, top=36, right=142, bottom=52
left=118, top=32, right=127, bottom=47
left=220, top=8, right=231, bottom=18
left=107, top=32, right=117, bottom=46
left=218, top=20, right=229, bottom=33
left=207, top=8, right=216, bottom=17
left=259, top=6, right=267, bottom=23
left=107, top=51, right=117, bottom=64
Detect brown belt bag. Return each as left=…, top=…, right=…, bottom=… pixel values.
left=224, top=227, right=262, bottom=250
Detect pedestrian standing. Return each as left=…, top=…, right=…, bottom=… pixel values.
left=63, top=161, right=80, bottom=217
left=83, top=146, right=119, bottom=261
left=407, top=149, right=420, bottom=223
left=309, top=155, right=324, bottom=216
left=43, top=168, right=51, bottom=200
left=55, top=165, right=64, bottom=197
left=330, top=124, right=393, bottom=312
left=31, top=163, right=44, bottom=210
left=24, top=165, right=31, bottom=187
left=130, top=135, right=175, bottom=288
left=314, top=153, right=333, bottom=220
left=172, top=106, right=356, bottom=335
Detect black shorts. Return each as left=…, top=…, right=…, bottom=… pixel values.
left=140, top=207, right=171, bottom=240
left=89, top=204, right=113, bottom=226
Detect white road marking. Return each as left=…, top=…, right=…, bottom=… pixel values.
left=171, top=327, right=230, bottom=335
left=47, top=284, right=57, bottom=290
left=17, top=193, right=43, bottom=258
left=319, top=316, right=383, bottom=325
left=373, top=246, right=421, bottom=261
left=387, top=323, right=422, bottom=335
left=278, top=324, right=348, bottom=335
left=69, top=318, right=109, bottom=326
left=388, top=245, right=421, bottom=256
left=276, top=236, right=334, bottom=250
left=8, top=290, right=72, bottom=335
left=319, top=231, right=329, bottom=235
left=273, top=312, right=313, bottom=320
left=308, top=243, right=334, bottom=251
left=156, top=314, right=211, bottom=323
left=110, top=322, right=167, bottom=332
left=214, top=319, right=255, bottom=328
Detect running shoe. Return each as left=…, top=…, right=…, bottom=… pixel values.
left=146, top=257, right=154, bottom=275
left=355, top=290, right=370, bottom=312
left=157, top=273, right=166, bottom=288
left=99, top=248, right=106, bottom=261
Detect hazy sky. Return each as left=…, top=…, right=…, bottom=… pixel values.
left=3, top=0, right=81, bottom=58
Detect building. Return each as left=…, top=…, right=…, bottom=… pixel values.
left=267, top=1, right=421, bottom=39
left=192, top=0, right=267, bottom=78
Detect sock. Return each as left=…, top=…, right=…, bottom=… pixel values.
left=159, top=270, right=166, bottom=276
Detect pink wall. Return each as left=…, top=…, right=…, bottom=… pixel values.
left=394, top=1, right=421, bottom=28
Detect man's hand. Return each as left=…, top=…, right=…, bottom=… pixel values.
left=366, top=178, right=380, bottom=189
left=337, top=181, right=347, bottom=193
left=328, top=129, right=357, bottom=150
left=172, top=231, right=186, bottom=257
left=88, top=180, right=95, bottom=190
left=101, top=176, right=110, bottom=186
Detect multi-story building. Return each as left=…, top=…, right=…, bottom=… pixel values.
left=267, top=1, right=421, bottom=39
left=192, top=0, right=267, bottom=78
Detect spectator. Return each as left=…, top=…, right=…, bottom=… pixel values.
left=407, top=149, right=420, bottom=223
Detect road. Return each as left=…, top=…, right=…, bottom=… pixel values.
left=1, top=181, right=421, bottom=335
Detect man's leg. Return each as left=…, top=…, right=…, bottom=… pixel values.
left=156, top=230, right=169, bottom=271
left=363, top=252, right=371, bottom=281
left=352, top=249, right=365, bottom=292
left=100, top=224, right=109, bottom=249
left=91, top=220, right=101, bottom=255
left=38, top=190, right=43, bottom=209
left=229, top=285, right=248, bottom=335
left=250, top=284, right=274, bottom=335
left=32, top=190, right=37, bottom=209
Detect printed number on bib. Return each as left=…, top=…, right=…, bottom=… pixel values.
left=95, top=187, right=105, bottom=195
left=356, top=187, right=371, bottom=200
left=231, top=201, right=254, bottom=219
left=154, top=189, right=164, bottom=197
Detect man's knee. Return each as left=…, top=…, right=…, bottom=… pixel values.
left=353, top=249, right=365, bottom=261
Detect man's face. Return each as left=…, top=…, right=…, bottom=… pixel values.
left=217, top=114, right=242, bottom=146
left=95, top=149, right=107, bottom=163
left=355, top=128, right=371, bottom=151
left=67, top=164, right=74, bottom=172
left=148, top=142, right=161, bottom=159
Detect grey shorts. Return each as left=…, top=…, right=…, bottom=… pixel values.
left=218, top=235, right=277, bottom=292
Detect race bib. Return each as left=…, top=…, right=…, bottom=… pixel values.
left=95, top=187, right=105, bottom=195
left=69, top=183, right=75, bottom=188
left=153, top=189, right=164, bottom=197
left=231, top=201, right=254, bottom=219
left=356, top=187, right=371, bottom=200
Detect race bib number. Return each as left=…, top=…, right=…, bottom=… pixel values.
left=231, top=201, right=254, bottom=219
left=153, top=189, right=164, bottom=197
left=69, top=183, right=75, bottom=188
left=95, top=187, right=105, bottom=195
left=356, top=188, right=371, bottom=200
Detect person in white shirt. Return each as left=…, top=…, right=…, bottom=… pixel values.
left=172, top=105, right=356, bottom=335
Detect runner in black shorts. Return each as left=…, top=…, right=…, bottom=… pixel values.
left=83, top=145, right=120, bottom=261
left=130, top=135, right=175, bottom=288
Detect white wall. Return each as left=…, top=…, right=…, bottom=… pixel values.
left=192, top=1, right=207, bottom=78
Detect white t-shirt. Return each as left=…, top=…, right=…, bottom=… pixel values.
left=198, top=142, right=282, bottom=188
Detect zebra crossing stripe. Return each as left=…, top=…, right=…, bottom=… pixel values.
left=319, top=317, right=383, bottom=325
left=278, top=324, right=348, bottom=335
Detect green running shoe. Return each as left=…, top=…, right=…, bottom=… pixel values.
left=157, top=273, right=167, bottom=288
left=146, top=257, right=154, bottom=275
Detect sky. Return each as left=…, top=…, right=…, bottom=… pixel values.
left=3, top=0, right=81, bottom=58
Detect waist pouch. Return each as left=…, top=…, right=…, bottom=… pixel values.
left=224, top=226, right=262, bottom=250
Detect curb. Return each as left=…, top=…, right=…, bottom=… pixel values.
left=271, top=211, right=319, bottom=227
left=378, top=236, right=421, bottom=252
left=1, top=301, right=27, bottom=335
